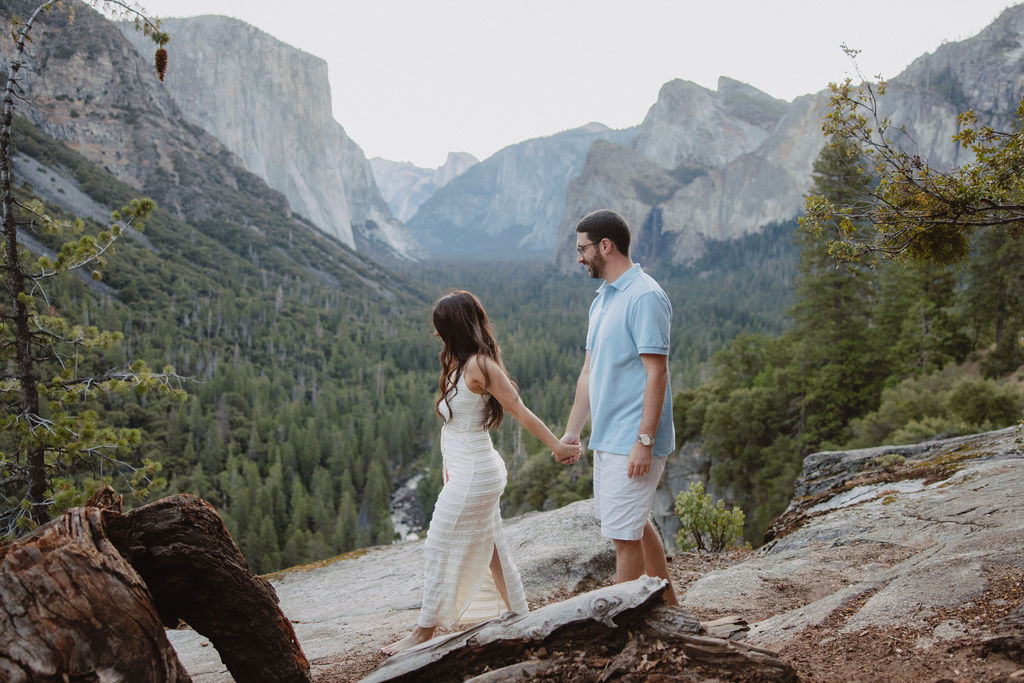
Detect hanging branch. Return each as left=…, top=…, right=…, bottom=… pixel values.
left=801, top=45, right=1024, bottom=265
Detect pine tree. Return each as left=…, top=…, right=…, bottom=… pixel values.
left=334, top=490, right=358, bottom=553
left=1, top=1, right=176, bottom=531
left=876, top=262, right=969, bottom=377
left=791, top=137, right=882, bottom=447
left=362, top=459, right=393, bottom=544
left=965, top=230, right=1024, bottom=375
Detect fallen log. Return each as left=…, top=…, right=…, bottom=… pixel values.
left=104, top=494, right=311, bottom=683
left=0, top=491, right=310, bottom=683
left=0, top=507, right=191, bottom=682
left=363, top=575, right=796, bottom=682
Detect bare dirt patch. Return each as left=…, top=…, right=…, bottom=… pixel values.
left=770, top=564, right=1024, bottom=682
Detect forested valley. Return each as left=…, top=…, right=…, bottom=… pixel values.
left=4, top=114, right=1023, bottom=574
left=2, top=112, right=801, bottom=572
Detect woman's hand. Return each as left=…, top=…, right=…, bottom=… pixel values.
left=553, top=439, right=582, bottom=465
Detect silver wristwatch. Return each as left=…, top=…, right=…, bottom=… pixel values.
left=638, top=433, right=654, bottom=447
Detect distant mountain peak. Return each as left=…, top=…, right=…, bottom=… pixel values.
left=555, top=5, right=1024, bottom=267
left=119, top=15, right=420, bottom=262
left=370, top=152, right=480, bottom=223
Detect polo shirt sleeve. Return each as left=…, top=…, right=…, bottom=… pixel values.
left=630, top=290, right=670, bottom=355
left=585, top=295, right=600, bottom=351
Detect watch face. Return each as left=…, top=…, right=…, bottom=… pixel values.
left=639, top=434, right=653, bottom=446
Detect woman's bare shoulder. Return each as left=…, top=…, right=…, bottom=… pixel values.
left=463, top=355, right=489, bottom=394
left=463, top=355, right=502, bottom=394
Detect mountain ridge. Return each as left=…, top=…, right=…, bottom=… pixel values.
left=555, top=4, right=1024, bottom=267
left=116, top=14, right=419, bottom=263
left=370, top=151, right=479, bottom=222
left=405, top=122, right=637, bottom=258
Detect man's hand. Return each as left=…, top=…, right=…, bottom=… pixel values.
left=626, top=441, right=653, bottom=478
left=555, top=434, right=581, bottom=464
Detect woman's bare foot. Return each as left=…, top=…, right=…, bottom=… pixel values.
left=381, top=625, right=435, bottom=656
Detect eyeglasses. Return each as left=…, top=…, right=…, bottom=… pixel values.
left=576, top=241, right=600, bottom=255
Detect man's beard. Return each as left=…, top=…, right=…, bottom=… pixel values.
left=584, top=251, right=606, bottom=279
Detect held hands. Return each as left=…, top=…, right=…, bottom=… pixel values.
left=627, top=441, right=653, bottom=478
left=553, top=434, right=582, bottom=465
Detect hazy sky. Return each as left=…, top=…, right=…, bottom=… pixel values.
left=138, top=0, right=1016, bottom=168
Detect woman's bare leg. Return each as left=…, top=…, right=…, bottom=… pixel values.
left=381, top=624, right=435, bottom=656
left=489, top=545, right=511, bottom=611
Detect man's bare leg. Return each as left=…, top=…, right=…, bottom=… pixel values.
left=612, top=538, right=645, bottom=582
left=382, top=625, right=435, bottom=656
left=641, top=520, right=678, bottom=606
left=489, top=545, right=511, bottom=611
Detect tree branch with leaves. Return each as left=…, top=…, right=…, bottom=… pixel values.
left=801, top=45, right=1024, bottom=265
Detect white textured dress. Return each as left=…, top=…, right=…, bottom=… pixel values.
left=418, top=375, right=529, bottom=628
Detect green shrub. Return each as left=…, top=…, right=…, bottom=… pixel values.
left=980, top=325, right=1024, bottom=379
left=674, top=481, right=745, bottom=553
left=848, top=367, right=1024, bottom=448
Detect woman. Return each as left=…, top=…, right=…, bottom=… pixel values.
left=383, top=290, right=582, bottom=655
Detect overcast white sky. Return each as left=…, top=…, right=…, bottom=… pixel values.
left=139, top=0, right=1016, bottom=168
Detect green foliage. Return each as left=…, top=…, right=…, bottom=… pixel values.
left=964, top=230, right=1024, bottom=368
left=981, top=323, right=1024, bottom=379
left=674, top=481, right=745, bottom=553
left=871, top=453, right=906, bottom=472
left=673, top=126, right=1024, bottom=545
left=802, top=46, right=1024, bottom=264
left=848, top=368, right=1024, bottom=447
left=0, top=189, right=186, bottom=533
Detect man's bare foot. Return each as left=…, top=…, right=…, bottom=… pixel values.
left=381, top=625, right=435, bottom=656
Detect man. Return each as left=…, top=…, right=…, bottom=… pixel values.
left=558, top=209, right=678, bottom=605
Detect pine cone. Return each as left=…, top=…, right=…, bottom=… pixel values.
left=155, top=48, right=168, bottom=82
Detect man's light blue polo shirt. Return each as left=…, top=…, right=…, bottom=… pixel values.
left=586, top=263, right=674, bottom=458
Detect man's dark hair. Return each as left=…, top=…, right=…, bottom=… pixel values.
left=575, top=209, right=630, bottom=256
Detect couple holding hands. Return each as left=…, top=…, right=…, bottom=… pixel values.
left=384, top=209, right=677, bottom=656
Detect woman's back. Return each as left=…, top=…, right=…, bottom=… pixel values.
left=439, top=375, right=488, bottom=432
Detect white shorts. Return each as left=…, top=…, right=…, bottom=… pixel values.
left=593, top=450, right=667, bottom=541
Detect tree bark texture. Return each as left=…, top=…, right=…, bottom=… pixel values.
left=0, top=492, right=311, bottom=683
left=364, top=575, right=795, bottom=682
left=0, top=507, right=191, bottom=682
left=104, top=494, right=310, bottom=683
left=1, top=0, right=57, bottom=528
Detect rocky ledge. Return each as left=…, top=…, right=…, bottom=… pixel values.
left=682, top=425, right=1024, bottom=680
left=167, top=427, right=1024, bottom=681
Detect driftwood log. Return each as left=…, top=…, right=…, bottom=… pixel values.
left=364, top=575, right=796, bottom=682
left=0, top=490, right=310, bottom=683
left=0, top=506, right=192, bottom=682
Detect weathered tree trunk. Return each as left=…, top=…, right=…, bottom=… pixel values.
left=1, top=0, right=59, bottom=528
left=0, top=507, right=192, bottom=682
left=0, top=491, right=311, bottom=683
left=104, top=494, right=311, bottom=683
left=364, top=576, right=795, bottom=682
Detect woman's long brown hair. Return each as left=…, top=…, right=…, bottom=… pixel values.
left=432, top=290, right=512, bottom=430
